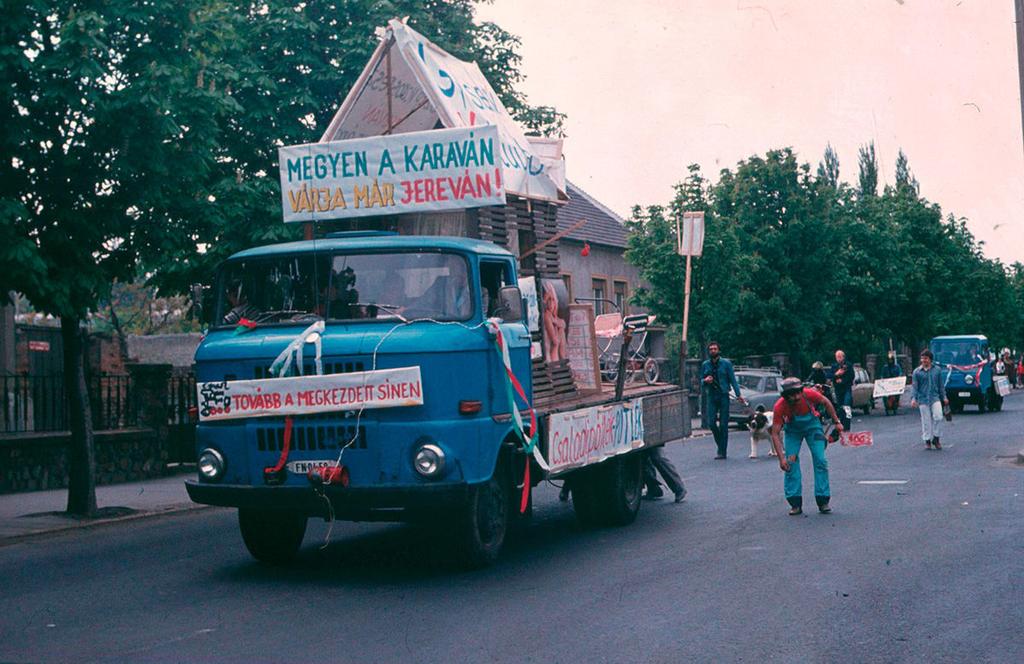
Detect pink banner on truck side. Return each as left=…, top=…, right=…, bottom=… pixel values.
left=545, top=398, right=645, bottom=474
left=197, top=367, right=423, bottom=422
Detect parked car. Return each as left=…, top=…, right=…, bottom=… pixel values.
left=727, top=369, right=784, bottom=428
left=851, top=365, right=875, bottom=414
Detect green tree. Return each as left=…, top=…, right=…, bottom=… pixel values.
left=893, top=148, right=919, bottom=195
left=1, top=1, right=246, bottom=515
left=857, top=141, right=878, bottom=198
left=816, top=142, right=840, bottom=189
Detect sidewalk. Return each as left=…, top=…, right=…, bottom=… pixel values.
left=0, top=471, right=205, bottom=544
left=0, top=421, right=714, bottom=545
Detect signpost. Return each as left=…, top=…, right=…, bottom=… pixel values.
left=676, top=211, right=705, bottom=389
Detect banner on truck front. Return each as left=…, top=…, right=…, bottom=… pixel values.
left=196, top=366, right=423, bottom=422
left=279, top=125, right=505, bottom=222
left=545, top=398, right=645, bottom=474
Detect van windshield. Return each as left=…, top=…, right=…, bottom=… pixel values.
left=215, top=252, right=472, bottom=326
left=931, top=340, right=987, bottom=366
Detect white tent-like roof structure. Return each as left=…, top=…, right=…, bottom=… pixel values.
left=320, top=19, right=565, bottom=203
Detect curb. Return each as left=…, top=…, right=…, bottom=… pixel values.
left=0, top=502, right=216, bottom=548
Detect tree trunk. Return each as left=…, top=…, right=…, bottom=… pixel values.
left=62, top=314, right=97, bottom=516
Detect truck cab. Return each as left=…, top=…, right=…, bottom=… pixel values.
left=929, top=335, right=1001, bottom=413
left=186, top=232, right=534, bottom=565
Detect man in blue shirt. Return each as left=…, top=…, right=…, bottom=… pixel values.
left=701, top=341, right=745, bottom=459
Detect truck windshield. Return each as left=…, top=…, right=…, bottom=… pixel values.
left=215, top=252, right=472, bottom=326
left=931, top=340, right=987, bottom=366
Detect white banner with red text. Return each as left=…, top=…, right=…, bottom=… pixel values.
left=197, top=367, right=423, bottom=422
left=279, top=125, right=505, bottom=222
left=872, top=377, right=907, bottom=398
left=545, top=398, right=645, bottom=475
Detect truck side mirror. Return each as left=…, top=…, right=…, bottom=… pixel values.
left=495, top=286, right=524, bottom=323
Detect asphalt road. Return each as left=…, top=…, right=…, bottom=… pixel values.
left=2, top=395, right=1021, bottom=664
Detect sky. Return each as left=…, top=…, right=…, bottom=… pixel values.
left=475, top=0, right=1024, bottom=265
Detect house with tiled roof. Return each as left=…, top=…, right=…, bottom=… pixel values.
left=557, top=181, right=645, bottom=316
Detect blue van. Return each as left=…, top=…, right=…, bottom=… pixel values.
left=929, top=335, right=1001, bottom=413
left=185, top=232, right=680, bottom=566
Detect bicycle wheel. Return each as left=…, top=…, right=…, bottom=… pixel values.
left=601, top=355, right=619, bottom=382
left=642, top=357, right=660, bottom=385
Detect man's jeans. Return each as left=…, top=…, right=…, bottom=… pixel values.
left=706, top=392, right=731, bottom=456
left=835, top=388, right=852, bottom=429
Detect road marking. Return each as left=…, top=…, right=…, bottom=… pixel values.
left=857, top=480, right=909, bottom=485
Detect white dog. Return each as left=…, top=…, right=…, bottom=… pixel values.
left=747, top=406, right=775, bottom=458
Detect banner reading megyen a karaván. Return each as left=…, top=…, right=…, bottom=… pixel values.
left=279, top=125, right=504, bottom=222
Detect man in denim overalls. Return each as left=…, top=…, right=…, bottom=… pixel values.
left=769, top=377, right=844, bottom=515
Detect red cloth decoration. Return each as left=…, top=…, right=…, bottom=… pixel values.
left=580, top=242, right=591, bottom=257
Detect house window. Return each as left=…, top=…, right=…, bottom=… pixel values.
left=517, top=229, right=536, bottom=276
left=592, top=278, right=607, bottom=315
left=613, top=280, right=628, bottom=315
left=561, top=273, right=573, bottom=303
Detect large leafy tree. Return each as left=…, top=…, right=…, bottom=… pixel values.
left=626, top=146, right=1023, bottom=376
left=1, top=1, right=244, bottom=515
left=0, top=0, right=561, bottom=515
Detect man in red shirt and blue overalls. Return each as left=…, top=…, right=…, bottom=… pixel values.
left=769, top=377, right=844, bottom=515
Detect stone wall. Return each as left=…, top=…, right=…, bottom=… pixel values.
left=0, top=428, right=169, bottom=493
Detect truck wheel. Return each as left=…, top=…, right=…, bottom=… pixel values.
left=238, top=508, right=307, bottom=565
left=457, top=475, right=508, bottom=568
left=978, top=396, right=987, bottom=413
left=950, top=400, right=963, bottom=414
left=572, top=455, right=643, bottom=527
left=601, top=453, right=643, bottom=526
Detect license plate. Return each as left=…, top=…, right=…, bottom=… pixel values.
left=957, top=392, right=971, bottom=398
left=286, top=460, right=338, bottom=474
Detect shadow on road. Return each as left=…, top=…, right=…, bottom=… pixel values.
left=211, top=504, right=627, bottom=585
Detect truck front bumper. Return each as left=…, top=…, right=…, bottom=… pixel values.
left=185, top=479, right=469, bottom=522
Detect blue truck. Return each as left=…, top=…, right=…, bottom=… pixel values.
left=185, top=232, right=685, bottom=566
left=929, top=335, right=1002, bottom=413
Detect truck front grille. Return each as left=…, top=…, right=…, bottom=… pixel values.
left=255, top=416, right=367, bottom=452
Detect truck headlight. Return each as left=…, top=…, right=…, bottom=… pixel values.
left=198, top=448, right=226, bottom=481
left=964, top=374, right=974, bottom=384
left=413, top=443, right=445, bottom=479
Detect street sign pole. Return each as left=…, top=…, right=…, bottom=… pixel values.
left=681, top=251, right=693, bottom=388
left=677, top=211, right=705, bottom=390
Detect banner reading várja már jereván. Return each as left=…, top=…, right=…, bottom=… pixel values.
left=278, top=125, right=505, bottom=222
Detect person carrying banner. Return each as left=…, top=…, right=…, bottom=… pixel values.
left=770, top=377, right=844, bottom=515
left=701, top=341, right=745, bottom=459
left=880, top=351, right=904, bottom=415
left=910, top=349, right=949, bottom=450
